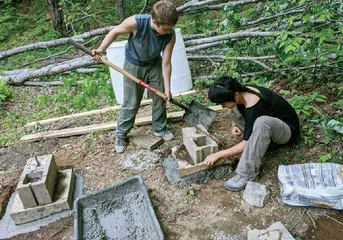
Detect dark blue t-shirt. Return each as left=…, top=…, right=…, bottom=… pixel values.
left=125, top=14, right=175, bottom=67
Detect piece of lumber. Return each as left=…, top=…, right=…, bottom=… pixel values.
left=26, top=90, right=197, bottom=127
left=20, top=111, right=184, bottom=142
left=177, top=158, right=232, bottom=177
left=21, top=105, right=223, bottom=142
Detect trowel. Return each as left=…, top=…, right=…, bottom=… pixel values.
left=68, top=39, right=216, bottom=129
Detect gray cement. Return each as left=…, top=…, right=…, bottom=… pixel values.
left=74, top=176, right=163, bottom=240
left=0, top=173, right=83, bottom=239
left=162, top=156, right=233, bottom=186
left=122, top=150, right=161, bottom=170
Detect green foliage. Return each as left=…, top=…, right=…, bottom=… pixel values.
left=0, top=82, right=13, bottom=105
left=288, top=91, right=329, bottom=146
left=184, top=186, right=196, bottom=196
left=33, top=70, right=116, bottom=111
left=213, top=0, right=343, bottom=83
left=319, top=153, right=331, bottom=163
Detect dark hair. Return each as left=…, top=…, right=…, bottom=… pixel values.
left=151, top=1, right=178, bottom=26
left=208, top=76, right=255, bottom=104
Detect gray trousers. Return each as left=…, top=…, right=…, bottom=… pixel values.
left=229, top=106, right=292, bottom=178
left=116, top=59, right=167, bottom=139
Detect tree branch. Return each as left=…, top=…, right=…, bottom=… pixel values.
left=2, top=56, right=97, bottom=85
left=0, top=26, right=116, bottom=60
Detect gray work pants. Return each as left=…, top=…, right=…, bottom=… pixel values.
left=228, top=106, right=292, bottom=178
left=116, top=59, right=166, bottom=139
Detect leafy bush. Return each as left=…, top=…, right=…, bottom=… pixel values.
left=0, top=82, right=13, bottom=105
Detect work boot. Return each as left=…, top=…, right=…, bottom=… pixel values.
left=115, top=137, right=127, bottom=153
left=224, top=173, right=258, bottom=192
left=154, top=129, right=174, bottom=141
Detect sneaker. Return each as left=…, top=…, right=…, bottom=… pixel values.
left=115, top=138, right=127, bottom=153
left=154, top=129, right=174, bottom=141
left=223, top=173, right=258, bottom=192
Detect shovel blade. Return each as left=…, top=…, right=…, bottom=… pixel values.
left=182, top=100, right=216, bottom=130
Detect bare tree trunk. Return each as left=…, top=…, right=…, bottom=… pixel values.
left=0, top=26, right=115, bottom=60
left=2, top=56, right=96, bottom=85
left=116, top=0, right=125, bottom=21
left=46, top=0, right=67, bottom=36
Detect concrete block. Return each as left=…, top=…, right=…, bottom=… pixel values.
left=16, top=154, right=58, bottom=208
left=248, top=221, right=295, bottom=240
left=10, top=169, right=75, bottom=225
left=15, top=184, right=37, bottom=209
left=129, top=133, right=163, bottom=150
left=31, top=156, right=58, bottom=205
left=182, top=126, right=218, bottom=165
left=243, top=181, right=269, bottom=208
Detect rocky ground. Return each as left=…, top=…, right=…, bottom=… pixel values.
left=1, top=107, right=343, bottom=240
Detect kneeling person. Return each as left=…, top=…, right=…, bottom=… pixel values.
left=204, top=76, right=300, bottom=191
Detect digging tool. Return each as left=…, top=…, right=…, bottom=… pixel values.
left=68, top=39, right=216, bottom=129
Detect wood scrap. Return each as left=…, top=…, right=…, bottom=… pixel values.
left=26, top=90, right=196, bottom=127
left=21, top=105, right=223, bottom=142
left=178, top=158, right=233, bottom=177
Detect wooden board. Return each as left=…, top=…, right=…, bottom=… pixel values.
left=21, top=105, right=224, bottom=143
left=177, top=158, right=233, bottom=178
left=21, top=111, right=184, bottom=142
left=26, top=90, right=196, bottom=127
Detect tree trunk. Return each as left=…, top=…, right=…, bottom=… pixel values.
left=46, top=0, right=67, bottom=36
left=116, top=0, right=125, bottom=21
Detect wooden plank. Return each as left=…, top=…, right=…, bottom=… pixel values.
left=21, top=111, right=184, bottom=143
left=177, top=158, right=231, bottom=177
left=21, top=104, right=223, bottom=143
left=26, top=90, right=197, bottom=127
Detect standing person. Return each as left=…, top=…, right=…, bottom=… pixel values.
left=203, top=76, right=300, bottom=191
left=92, top=1, right=178, bottom=153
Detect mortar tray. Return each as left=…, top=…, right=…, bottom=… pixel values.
left=74, top=175, right=163, bottom=240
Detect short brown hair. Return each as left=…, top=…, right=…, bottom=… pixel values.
left=151, top=0, right=178, bottom=26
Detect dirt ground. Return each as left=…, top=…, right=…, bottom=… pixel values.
left=1, top=109, right=343, bottom=240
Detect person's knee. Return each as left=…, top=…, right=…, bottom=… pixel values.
left=253, top=116, right=272, bottom=135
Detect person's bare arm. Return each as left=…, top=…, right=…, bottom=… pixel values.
left=161, top=34, right=176, bottom=101
left=92, top=16, right=137, bottom=60
left=203, top=140, right=247, bottom=165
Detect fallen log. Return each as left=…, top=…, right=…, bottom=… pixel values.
left=2, top=56, right=97, bottom=85
left=0, top=26, right=115, bottom=60
left=23, top=80, right=83, bottom=87
left=184, top=31, right=280, bottom=47
left=182, top=0, right=261, bottom=14
left=187, top=55, right=276, bottom=62
left=176, top=0, right=221, bottom=13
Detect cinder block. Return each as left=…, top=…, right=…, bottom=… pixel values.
left=182, top=126, right=218, bottom=165
left=16, top=154, right=58, bottom=208
left=10, top=169, right=75, bottom=225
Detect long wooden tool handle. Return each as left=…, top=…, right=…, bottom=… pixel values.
left=68, top=39, right=167, bottom=100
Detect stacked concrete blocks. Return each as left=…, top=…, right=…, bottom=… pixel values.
left=182, top=125, right=218, bottom=165
left=11, top=169, right=75, bottom=225
left=10, top=154, right=75, bottom=225
left=16, top=154, right=58, bottom=208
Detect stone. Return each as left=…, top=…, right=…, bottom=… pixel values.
left=10, top=169, right=75, bottom=225
left=248, top=221, right=295, bottom=240
left=129, top=133, right=163, bottom=150
left=243, top=181, right=269, bottom=208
